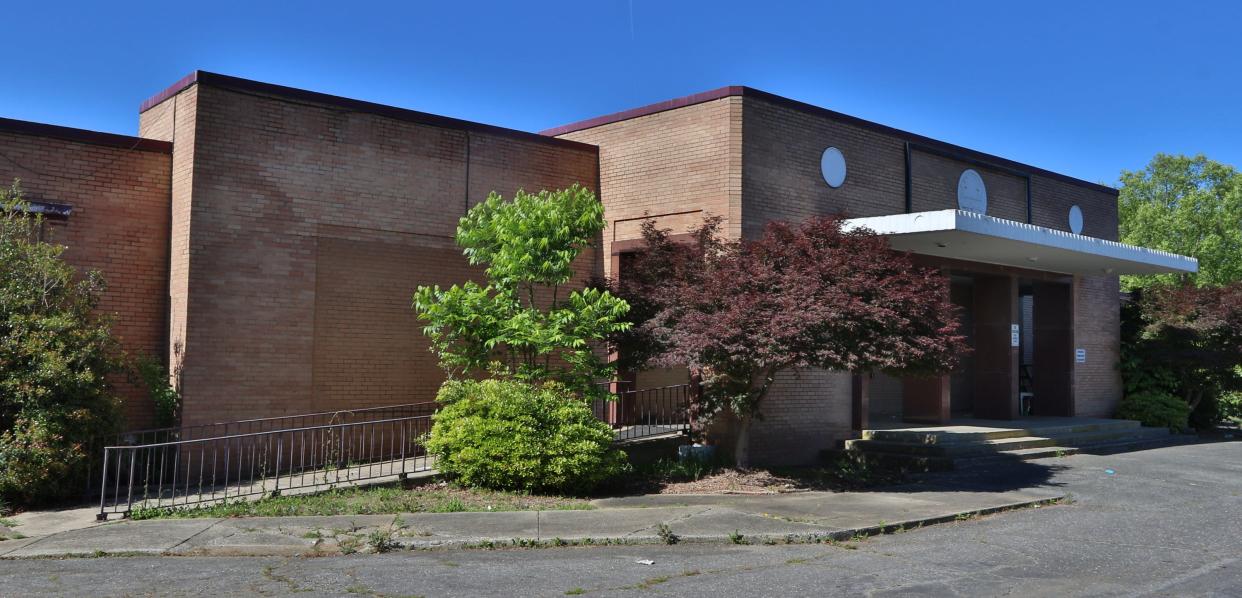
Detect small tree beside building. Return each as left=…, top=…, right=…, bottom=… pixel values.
left=414, top=185, right=630, bottom=492
left=616, top=216, right=967, bottom=468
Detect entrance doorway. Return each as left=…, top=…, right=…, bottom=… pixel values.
left=898, top=270, right=1076, bottom=423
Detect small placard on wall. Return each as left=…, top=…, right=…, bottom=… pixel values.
left=1075, top=348, right=1087, bottom=363
left=1010, top=324, right=1020, bottom=347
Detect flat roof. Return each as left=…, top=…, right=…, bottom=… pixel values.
left=541, top=86, right=1117, bottom=197
left=844, top=210, right=1197, bottom=276
left=0, top=116, right=172, bottom=154
left=140, top=71, right=597, bottom=153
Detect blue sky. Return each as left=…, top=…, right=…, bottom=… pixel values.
left=3, top=1, right=1239, bottom=185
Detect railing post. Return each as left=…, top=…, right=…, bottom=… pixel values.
left=274, top=433, right=283, bottom=495
left=124, top=449, right=136, bottom=518
left=97, top=448, right=110, bottom=521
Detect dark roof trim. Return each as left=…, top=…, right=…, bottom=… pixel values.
left=541, top=86, right=1117, bottom=196
left=141, top=71, right=599, bottom=153
left=0, top=117, right=172, bottom=154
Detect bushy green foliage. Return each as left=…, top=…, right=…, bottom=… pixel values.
left=1115, top=390, right=1191, bottom=433
left=1221, top=391, right=1242, bottom=425
left=133, top=354, right=179, bottom=428
left=425, top=379, right=627, bottom=493
left=414, top=185, right=629, bottom=394
left=1118, top=154, right=1242, bottom=288
left=0, top=181, right=121, bottom=504
left=1121, top=284, right=1242, bottom=429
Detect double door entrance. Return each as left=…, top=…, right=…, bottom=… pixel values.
left=901, top=269, right=1076, bottom=424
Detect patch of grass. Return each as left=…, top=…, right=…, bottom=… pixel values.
left=130, top=481, right=593, bottom=520
left=565, top=589, right=586, bottom=596
left=338, top=536, right=362, bottom=555
left=430, top=498, right=467, bottom=513
left=729, top=529, right=747, bottom=545
left=0, top=517, right=17, bottom=528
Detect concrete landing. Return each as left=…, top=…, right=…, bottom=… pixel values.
left=845, top=417, right=1194, bottom=470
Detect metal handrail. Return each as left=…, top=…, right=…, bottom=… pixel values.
left=96, top=384, right=694, bottom=518
left=98, top=413, right=433, bottom=519
left=592, top=383, right=692, bottom=442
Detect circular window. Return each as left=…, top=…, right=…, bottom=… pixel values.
left=1068, top=204, right=1084, bottom=234
left=821, top=147, right=846, bottom=188
left=957, top=169, right=987, bottom=214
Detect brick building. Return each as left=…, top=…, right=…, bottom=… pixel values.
left=0, top=73, right=1194, bottom=463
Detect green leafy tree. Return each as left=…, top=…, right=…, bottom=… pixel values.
left=1118, top=154, right=1242, bottom=288
left=413, top=185, right=630, bottom=394
left=0, top=182, right=122, bottom=504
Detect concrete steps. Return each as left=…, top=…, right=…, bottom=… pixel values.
left=844, top=419, right=1193, bottom=471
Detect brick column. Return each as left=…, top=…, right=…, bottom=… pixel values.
left=851, top=373, right=871, bottom=432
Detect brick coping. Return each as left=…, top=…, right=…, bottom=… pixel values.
left=139, top=71, right=597, bottom=153
left=541, top=85, right=1117, bottom=196
left=0, top=116, right=172, bottom=154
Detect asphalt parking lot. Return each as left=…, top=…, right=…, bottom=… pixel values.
left=1, top=440, right=1239, bottom=597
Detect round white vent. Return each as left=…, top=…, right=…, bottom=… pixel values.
left=957, top=169, right=987, bottom=213
left=820, top=147, right=846, bottom=188
left=1068, top=204, right=1084, bottom=234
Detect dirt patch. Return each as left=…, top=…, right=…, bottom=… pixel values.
left=627, top=462, right=906, bottom=496
left=656, top=470, right=801, bottom=495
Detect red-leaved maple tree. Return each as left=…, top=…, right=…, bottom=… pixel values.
left=1129, top=282, right=1242, bottom=414
left=614, top=215, right=967, bottom=467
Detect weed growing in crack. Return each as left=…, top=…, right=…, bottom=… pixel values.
left=656, top=523, right=679, bottom=545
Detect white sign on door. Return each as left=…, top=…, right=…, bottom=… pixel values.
left=1010, top=324, right=1020, bottom=348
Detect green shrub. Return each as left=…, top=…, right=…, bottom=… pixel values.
left=1, top=182, right=122, bottom=505
left=1115, top=390, right=1191, bottom=433
left=0, top=407, right=117, bottom=504
left=134, top=355, right=179, bottom=428
left=425, top=379, right=627, bottom=493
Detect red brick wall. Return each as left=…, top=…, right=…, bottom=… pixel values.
left=0, top=125, right=171, bottom=427
left=1073, top=275, right=1122, bottom=417
left=557, top=97, right=743, bottom=278
left=141, top=82, right=599, bottom=427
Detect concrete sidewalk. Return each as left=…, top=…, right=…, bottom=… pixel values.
left=0, top=486, right=1063, bottom=558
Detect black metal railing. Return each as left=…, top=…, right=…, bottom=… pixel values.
left=592, top=383, right=692, bottom=442
left=97, top=414, right=433, bottom=519
left=83, top=402, right=437, bottom=498
left=96, top=384, right=693, bottom=518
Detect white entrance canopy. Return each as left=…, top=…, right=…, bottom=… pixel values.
left=843, top=210, right=1198, bottom=276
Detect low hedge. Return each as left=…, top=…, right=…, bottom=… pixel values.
left=1115, top=390, right=1191, bottom=433
left=425, top=379, right=627, bottom=494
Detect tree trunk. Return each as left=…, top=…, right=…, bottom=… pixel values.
left=734, top=414, right=753, bottom=470
left=688, top=370, right=707, bottom=443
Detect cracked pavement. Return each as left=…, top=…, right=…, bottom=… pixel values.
left=1, top=441, right=1239, bottom=596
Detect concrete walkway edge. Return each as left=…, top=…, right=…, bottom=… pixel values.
left=0, top=490, right=1065, bottom=559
